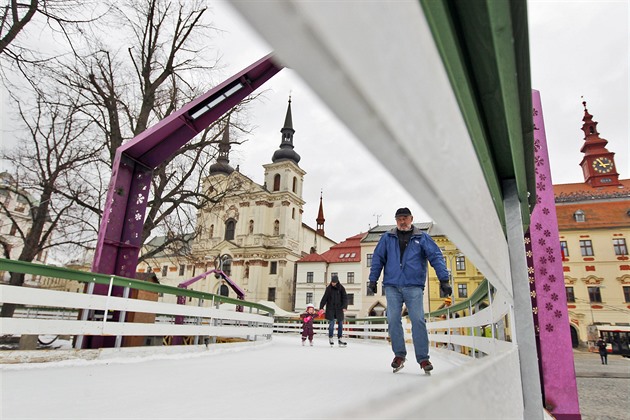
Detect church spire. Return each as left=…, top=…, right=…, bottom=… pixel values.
left=272, top=96, right=301, bottom=165
left=578, top=100, right=619, bottom=186
left=209, top=116, right=234, bottom=175
left=316, top=190, right=325, bottom=236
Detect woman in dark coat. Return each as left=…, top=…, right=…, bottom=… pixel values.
left=596, top=338, right=608, bottom=365
left=319, top=274, right=348, bottom=346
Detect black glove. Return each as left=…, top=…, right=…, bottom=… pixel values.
left=440, top=281, right=452, bottom=296
left=368, top=281, right=378, bottom=294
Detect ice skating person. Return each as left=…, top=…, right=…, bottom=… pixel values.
left=300, top=303, right=317, bottom=346
left=597, top=338, right=608, bottom=365
left=368, top=207, right=452, bottom=374
left=319, top=274, right=348, bottom=347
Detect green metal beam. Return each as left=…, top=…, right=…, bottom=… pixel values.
left=420, top=0, right=536, bottom=232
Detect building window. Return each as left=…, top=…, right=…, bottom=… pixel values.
left=613, top=238, right=628, bottom=255
left=347, top=294, right=354, bottom=306
left=273, top=174, right=280, bottom=191
left=225, top=219, right=236, bottom=240
left=179, top=264, right=185, bottom=276
left=209, top=224, right=214, bottom=237
left=222, top=259, right=232, bottom=276
left=162, top=265, right=168, bottom=277
left=624, top=286, right=630, bottom=303
left=366, top=281, right=376, bottom=296
left=270, top=261, right=278, bottom=275
left=566, top=286, right=575, bottom=303
left=268, top=287, right=276, bottom=302
left=579, top=240, right=594, bottom=256
left=306, top=272, right=313, bottom=283
left=292, top=208, right=295, bottom=219
left=574, top=210, right=585, bottom=222
left=306, top=292, right=313, bottom=304
left=219, top=284, right=229, bottom=297
left=249, top=220, right=254, bottom=234
left=292, top=176, right=297, bottom=193
left=560, top=241, right=569, bottom=258
left=458, top=283, right=468, bottom=298
left=347, top=272, right=355, bottom=284
left=274, top=220, right=280, bottom=236
left=587, top=286, right=602, bottom=303
left=455, top=255, right=466, bottom=271
left=366, top=254, right=373, bottom=267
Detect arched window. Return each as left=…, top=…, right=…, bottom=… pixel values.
left=274, top=220, right=280, bottom=236
left=273, top=174, right=281, bottom=191
left=292, top=176, right=297, bottom=193
left=209, top=224, right=214, bottom=237
left=249, top=220, right=254, bottom=234
left=219, top=284, right=229, bottom=297
left=225, top=219, right=236, bottom=240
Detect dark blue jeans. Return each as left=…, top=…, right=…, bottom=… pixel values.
left=385, top=285, right=429, bottom=363
left=328, top=318, right=343, bottom=338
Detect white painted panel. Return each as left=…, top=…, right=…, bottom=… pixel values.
left=228, top=0, right=513, bottom=298
left=0, top=285, right=271, bottom=324
left=1, top=318, right=272, bottom=337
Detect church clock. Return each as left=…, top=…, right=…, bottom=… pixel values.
left=591, top=157, right=614, bottom=174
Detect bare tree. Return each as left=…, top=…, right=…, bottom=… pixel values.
left=0, top=89, right=103, bottom=317
left=50, top=0, right=258, bottom=263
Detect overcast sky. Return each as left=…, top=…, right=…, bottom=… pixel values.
left=208, top=0, right=629, bottom=243
left=1, top=1, right=627, bottom=245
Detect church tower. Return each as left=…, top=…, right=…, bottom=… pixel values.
left=578, top=101, right=620, bottom=187
left=263, top=97, right=307, bottom=242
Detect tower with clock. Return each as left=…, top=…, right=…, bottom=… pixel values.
left=578, top=101, right=620, bottom=187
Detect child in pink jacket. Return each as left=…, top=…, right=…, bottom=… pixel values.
left=300, top=304, right=317, bottom=346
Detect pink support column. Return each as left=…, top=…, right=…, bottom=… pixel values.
left=526, top=90, right=581, bottom=419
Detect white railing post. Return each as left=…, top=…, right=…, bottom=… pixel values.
left=74, top=281, right=96, bottom=349
left=114, top=286, right=130, bottom=348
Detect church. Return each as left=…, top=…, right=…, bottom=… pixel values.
left=141, top=98, right=336, bottom=311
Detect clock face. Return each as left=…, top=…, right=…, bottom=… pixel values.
left=592, top=157, right=614, bottom=174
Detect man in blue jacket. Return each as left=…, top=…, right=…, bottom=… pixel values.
left=368, top=207, right=452, bottom=373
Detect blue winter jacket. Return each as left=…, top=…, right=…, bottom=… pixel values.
left=369, top=227, right=450, bottom=288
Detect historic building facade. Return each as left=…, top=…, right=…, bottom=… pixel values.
left=554, top=103, right=630, bottom=353
left=138, top=99, right=336, bottom=311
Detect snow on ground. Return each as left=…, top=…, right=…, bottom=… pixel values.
left=1, top=334, right=468, bottom=419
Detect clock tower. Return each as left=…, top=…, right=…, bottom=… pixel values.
left=578, top=101, right=620, bottom=187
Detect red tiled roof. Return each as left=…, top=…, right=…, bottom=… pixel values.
left=554, top=179, right=630, bottom=230
left=298, top=232, right=365, bottom=263
left=554, top=179, right=630, bottom=203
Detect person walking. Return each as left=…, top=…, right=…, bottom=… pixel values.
left=300, top=303, right=317, bottom=346
left=368, top=207, right=452, bottom=374
left=319, top=274, right=348, bottom=347
left=596, top=337, right=608, bottom=365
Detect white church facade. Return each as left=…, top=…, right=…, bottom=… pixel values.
left=137, top=99, right=336, bottom=311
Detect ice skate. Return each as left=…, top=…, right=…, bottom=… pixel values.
left=391, top=356, right=406, bottom=373
left=338, top=338, right=347, bottom=347
left=329, top=337, right=335, bottom=347
left=420, top=360, right=433, bottom=375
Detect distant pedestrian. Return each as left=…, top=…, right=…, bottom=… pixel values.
left=300, top=304, right=317, bottom=346
left=368, top=207, right=451, bottom=374
left=319, top=274, right=348, bottom=347
left=596, top=338, right=608, bottom=365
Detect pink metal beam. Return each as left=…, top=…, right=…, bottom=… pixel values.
left=92, top=55, right=283, bottom=279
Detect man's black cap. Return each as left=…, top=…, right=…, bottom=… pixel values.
left=395, top=207, right=412, bottom=217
